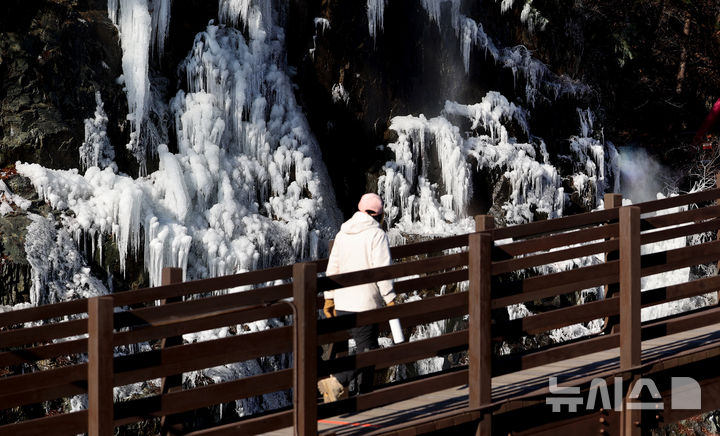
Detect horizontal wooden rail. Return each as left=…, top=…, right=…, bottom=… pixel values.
left=114, top=303, right=292, bottom=347
left=636, top=187, right=720, bottom=214
left=640, top=217, right=720, bottom=245
left=0, top=337, right=87, bottom=368
left=494, top=300, right=720, bottom=378
left=318, top=252, right=468, bottom=292
left=496, top=297, right=618, bottom=338
left=319, top=330, right=468, bottom=376
left=0, top=299, right=87, bottom=329
left=113, top=283, right=292, bottom=330
left=114, top=326, right=293, bottom=386
left=389, top=234, right=469, bottom=259
left=641, top=304, right=720, bottom=340
left=0, top=363, right=87, bottom=409
left=640, top=238, right=720, bottom=277
left=111, top=265, right=293, bottom=308
left=184, top=409, right=294, bottom=436
left=493, top=207, right=619, bottom=241
left=393, top=268, right=468, bottom=295
left=113, top=368, right=293, bottom=426
left=641, top=204, right=720, bottom=229
left=317, top=292, right=466, bottom=340
left=493, top=239, right=618, bottom=275
left=641, top=274, right=720, bottom=307
left=0, top=318, right=86, bottom=349
left=496, top=223, right=618, bottom=257
left=494, top=331, right=619, bottom=376
left=492, top=261, right=619, bottom=307
left=0, top=410, right=88, bottom=436
left=318, top=368, right=469, bottom=418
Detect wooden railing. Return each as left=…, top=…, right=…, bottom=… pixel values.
left=2, top=187, right=720, bottom=435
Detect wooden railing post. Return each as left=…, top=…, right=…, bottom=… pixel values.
left=160, top=267, right=184, bottom=435
left=619, top=206, right=641, bottom=368
left=88, top=295, right=114, bottom=436
left=619, top=206, right=641, bottom=436
left=715, top=172, right=720, bottom=305
left=603, top=193, right=623, bottom=333
left=293, top=262, right=318, bottom=436
left=469, top=232, right=493, bottom=435
left=474, top=215, right=495, bottom=232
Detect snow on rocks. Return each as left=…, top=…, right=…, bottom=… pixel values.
left=79, top=91, right=115, bottom=171
left=25, top=214, right=108, bottom=305
left=379, top=91, right=563, bottom=237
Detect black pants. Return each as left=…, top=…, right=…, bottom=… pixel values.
left=334, top=310, right=378, bottom=394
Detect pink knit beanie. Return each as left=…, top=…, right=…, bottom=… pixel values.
left=358, top=193, right=383, bottom=216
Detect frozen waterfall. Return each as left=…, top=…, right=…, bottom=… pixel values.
left=20, top=0, right=342, bottom=290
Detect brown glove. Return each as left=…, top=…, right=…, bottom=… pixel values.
left=323, top=298, right=336, bottom=318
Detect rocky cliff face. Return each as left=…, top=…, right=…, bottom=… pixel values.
left=289, top=0, right=580, bottom=215
left=1, top=0, right=719, bottom=431
left=0, top=0, right=127, bottom=170
left=0, top=0, right=126, bottom=295
left=0, top=0, right=718, bottom=301
left=287, top=0, right=720, bottom=216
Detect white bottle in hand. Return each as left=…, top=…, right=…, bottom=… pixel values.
left=389, top=318, right=404, bottom=343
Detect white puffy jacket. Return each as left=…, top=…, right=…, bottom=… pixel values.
left=324, top=211, right=396, bottom=312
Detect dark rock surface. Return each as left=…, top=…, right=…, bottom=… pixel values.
left=0, top=170, right=43, bottom=306
left=0, top=212, right=32, bottom=306
left=0, top=0, right=127, bottom=171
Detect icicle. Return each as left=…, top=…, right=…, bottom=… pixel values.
left=331, top=83, right=350, bottom=104
left=499, top=0, right=515, bottom=13
left=420, top=0, right=462, bottom=33
left=150, top=0, right=172, bottom=59
left=314, top=17, right=330, bottom=34
left=79, top=91, right=114, bottom=170
left=460, top=18, right=478, bottom=73
left=109, top=0, right=152, bottom=166
left=366, top=0, right=387, bottom=42
left=520, top=1, right=548, bottom=33
left=218, top=0, right=252, bottom=28
left=577, top=107, right=594, bottom=137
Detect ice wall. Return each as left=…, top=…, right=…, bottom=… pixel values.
left=379, top=91, right=565, bottom=237
left=20, top=0, right=341, bottom=289
left=566, top=108, right=620, bottom=210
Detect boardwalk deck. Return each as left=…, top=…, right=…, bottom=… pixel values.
left=268, top=321, right=720, bottom=435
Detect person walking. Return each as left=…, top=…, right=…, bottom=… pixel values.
left=317, top=193, right=396, bottom=402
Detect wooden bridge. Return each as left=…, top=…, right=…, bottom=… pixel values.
left=3, top=186, right=720, bottom=435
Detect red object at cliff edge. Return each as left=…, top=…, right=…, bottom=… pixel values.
left=694, top=97, right=720, bottom=144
